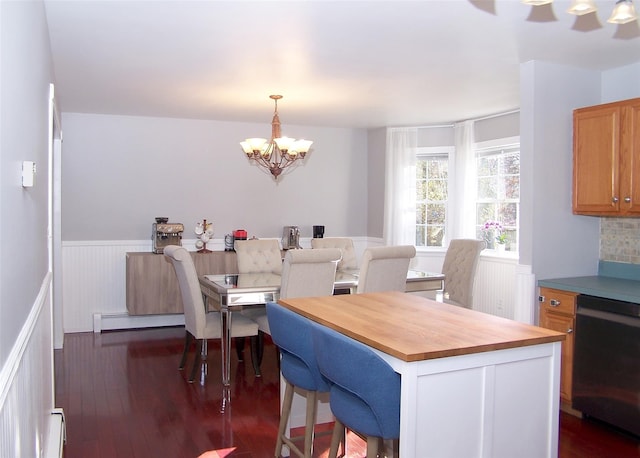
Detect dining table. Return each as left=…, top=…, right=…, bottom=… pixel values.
left=198, top=269, right=445, bottom=386
left=279, top=291, right=566, bottom=458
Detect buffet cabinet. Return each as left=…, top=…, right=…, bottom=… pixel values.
left=573, top=97, right=640, bottom=216
left=538, top=287, right=578, bottom=412
left=126, top=251, right=238, bottom=315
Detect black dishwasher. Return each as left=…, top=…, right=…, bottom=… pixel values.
left=572, top=294, right=640, bottom=437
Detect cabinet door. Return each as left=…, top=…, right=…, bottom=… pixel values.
left=539, top=311, right=575, bottom=402
left=619, top=100, right=640, bottom=214
left=573, top=104, right=621, bottom=215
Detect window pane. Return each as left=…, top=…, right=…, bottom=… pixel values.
left=416, top=180, right=427, bottom=201
left=427, top=203, right=446, bottom=225
left=477, top=177, right=497, bottom=199
left=427, top=226, right=445, bottom=246
left=416, top=203, right=426, bottom=225
left=427, top=179, right=447, bottom=200
left=415, top=225, right=426, bottom=247
left=505, top=175, right=519, bottom=199
left=416, top=160, right=427, bottom=180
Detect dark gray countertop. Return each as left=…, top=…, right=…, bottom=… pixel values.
left=538, top=275, right=640, bottom=304
left=538, top=261, right=640, bottom=304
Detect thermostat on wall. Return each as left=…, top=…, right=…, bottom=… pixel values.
left=22, top=161, right=36, bottom=187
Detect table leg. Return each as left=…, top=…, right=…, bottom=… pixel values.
left=221, top=308, right=232, bottom=386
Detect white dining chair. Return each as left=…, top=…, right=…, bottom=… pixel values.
left=163, top=245, right=260, bottom=383
left=311, top=237, right=358, bottom=272
left=234, top=239, right=283, bottom=372
left=356, top=245, right=416, bottom=294
left=439, top=239, right=486, bottom=309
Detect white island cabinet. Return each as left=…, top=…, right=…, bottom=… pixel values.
left=279, top=291, right=565, bottom=458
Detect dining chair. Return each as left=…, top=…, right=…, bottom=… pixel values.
left=266, top=300, right=342, bottom=458
left=244, top=248, right=342, bottom=370
left=163, top=245, right=260, bottom=383
left=312, top=323, right=401, bottom=458
left=235, top=239, right=284, bottom=369
left=310, top=237, right=358, bottom=272
left=439, top=238, right=485, bottom=309
left=356, top=245, right=416, bottom=293
left=235, top=239, right=283, bottom=275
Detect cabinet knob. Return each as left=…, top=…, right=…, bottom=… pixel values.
left=624, top=196, right=631, bottom=203
left=612, top=196, right=619, bottom=203
left=567, top=327, right=573, bottom=334
left=538, top=295, right=545, bottom=302
left=550, top=299, right=560, bottom=307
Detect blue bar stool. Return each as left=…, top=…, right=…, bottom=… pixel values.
left=267, top=302, right=341, bottom=458
left=312, top=324, right=401, bottom=458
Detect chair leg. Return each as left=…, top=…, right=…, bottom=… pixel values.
left=365, top=436, right=378, bottom=458
left=250, top=333, right=263, bottom=377
left=189, top=339, right=203, bottom=383
left=303, top=390, right=318, bottom=458
left=179, top=331, right=192, bottom=370
left=235, top=337, right=245, bottom=362
left=328, top=419, right=345, bottom=458
left=275, top=380, right=295, bottom=458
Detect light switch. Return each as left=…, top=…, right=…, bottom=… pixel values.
left=22, top=161, right=36, bottom=187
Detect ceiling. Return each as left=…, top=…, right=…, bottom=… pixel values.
left=43, top=0, right=640, bottom=129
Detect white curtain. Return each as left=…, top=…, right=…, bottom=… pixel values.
left=384, top=127, right=417, bottom=246
left=449, top=120, right=476, bottom=240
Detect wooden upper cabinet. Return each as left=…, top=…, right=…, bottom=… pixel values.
left=573, top=98, right=640, bottom=216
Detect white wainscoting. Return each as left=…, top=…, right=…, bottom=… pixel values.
left=61, top=240, right=533, bottom=333
left=473, top=255, right=519, bottom=319
left=61, top=238, right=373, bottom=333
left=414, top=250, right=532, bottom=322
left=0, top=274, right=57, bottom=458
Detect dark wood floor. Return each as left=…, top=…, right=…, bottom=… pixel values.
left=54, top=326, right=639, bottom=458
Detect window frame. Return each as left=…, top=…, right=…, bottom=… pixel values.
left=474, top=136, right=520, bottom=253
left=415, top=146, right=454, bottom=250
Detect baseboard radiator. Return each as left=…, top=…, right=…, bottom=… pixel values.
left=45, top=409, right=66, bottom=458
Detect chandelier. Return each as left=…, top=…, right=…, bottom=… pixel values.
left=522, top=0, right=637, bottom=24
left=240, top=95, right=313, bottom=180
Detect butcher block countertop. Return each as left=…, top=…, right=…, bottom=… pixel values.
left=278, top=291, right=564, bottom=362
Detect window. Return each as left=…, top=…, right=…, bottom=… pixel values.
left=415, top=148, right=451, bottom=247
left=475, top=141, right=520, bottom=251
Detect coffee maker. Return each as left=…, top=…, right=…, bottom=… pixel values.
left=152, top=217, right=184, bottom=254
left=282, top=226, right=301, bottom=250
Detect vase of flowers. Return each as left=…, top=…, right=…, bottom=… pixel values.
left=483, top=220, right=507, bottom=251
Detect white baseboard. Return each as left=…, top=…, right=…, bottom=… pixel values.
left=93, top=313, right=185, bottom=333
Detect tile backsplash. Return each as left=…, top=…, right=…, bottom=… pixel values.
left=601, top=218, right=640, bottom=264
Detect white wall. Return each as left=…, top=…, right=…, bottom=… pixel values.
left=366, top=128, right=385, bottom=238
left=61, top=113, right=369, bottom=241
left=602, top=62, right=640, bottom=103
left=0, top=0, right=57, bottom=455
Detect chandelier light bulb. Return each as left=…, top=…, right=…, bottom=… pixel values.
left=607, top=0, right=638, bottom=23
left=567, top=0, right=597, bottom=15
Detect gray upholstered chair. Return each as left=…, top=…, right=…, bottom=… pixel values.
left=163, top=245, right=259, bottom=383
left=235, top=239, right=283, bottom=275
left=440, top=239, right=485, bottom=309
left=356, top=245, right=416, bottom=294
left=310, top=237, right=358, bottom=272
left=243, top=247, right=342, bottom=336
left=235, top=239, right=283, bottom=369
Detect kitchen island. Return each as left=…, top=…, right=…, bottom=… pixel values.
left=279, top=291, right=565, bottom=458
